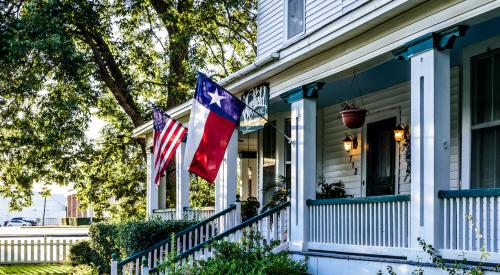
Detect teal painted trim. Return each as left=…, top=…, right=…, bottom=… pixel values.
left=438, top=188, right=500, bottom=198
left=176, top=201, right=291, bottom=260
left=306, top=195, right=410, bottom=206
left=117, top=204, right=236, bottom=268
left=280, top=82, right=324, bottom=104
left=393, top=25, right=468, bottom=60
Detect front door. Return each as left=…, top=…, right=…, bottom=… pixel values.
left=366, top=117, right=396, bottom=196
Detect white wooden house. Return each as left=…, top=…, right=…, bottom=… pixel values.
left=124, top=1, right=500, bottom=274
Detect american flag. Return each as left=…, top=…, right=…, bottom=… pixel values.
left=153, top=106, right=187, bottom=186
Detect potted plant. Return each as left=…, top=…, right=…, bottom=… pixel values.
left=340, top=101, right=367, bottom=129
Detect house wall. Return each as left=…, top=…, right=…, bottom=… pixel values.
left=319, top=67, right=460, bottom=197
left=305, top=0, right=368, bottom=33
left=257, top=0, right=284, bottom=58
left=255, top=0, right=419, bottom=62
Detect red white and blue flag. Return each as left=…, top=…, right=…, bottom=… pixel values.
left=153, top=106, right=187, bottom=186
left=184, top=72, right=245, bottom=183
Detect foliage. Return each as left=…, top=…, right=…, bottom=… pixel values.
left=241, top=196, right=259, bottom=221
left=87, top=222, right=119, bottom=274
left=261, top=175, right=289, bottom=213
left=316, top=178, right=352, bottom=199
left=69, top=241, right=97, bottom=267
left=399, top=125, right=411, bottom=182
left=0, top=0, right=256, bottom=214
left=190, top=175, right=215, bottom=208
left=84, top=219, right=196, bottom=274
left=116, top=218, right=196, bottom=256
left=158, top=230, right=309, bottom=275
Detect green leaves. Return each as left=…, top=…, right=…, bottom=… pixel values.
left=0, top=0, right=257, bottom=216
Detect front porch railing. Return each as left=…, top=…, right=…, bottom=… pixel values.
left=151, top=208, right=176, bottom=220
left=183, top=207, right=216, bottom=220
left=439, top=188, right=500, bottom=262
left=174, top=201, right=290, bottom=264
left=115, top=204, right=237, bottom=274
left=306, top=195, right=410, bottom=256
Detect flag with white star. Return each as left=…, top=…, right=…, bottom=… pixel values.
left=184, top=72, right=245, bottom=183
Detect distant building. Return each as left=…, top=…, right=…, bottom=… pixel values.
left=66, top=191, right=94, bottom=218
left=0, top=193, right=67, bottom=226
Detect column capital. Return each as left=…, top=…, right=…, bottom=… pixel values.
left=280, top=82, right=324, bottom=104
left=393, top=25, right=468, bottom=60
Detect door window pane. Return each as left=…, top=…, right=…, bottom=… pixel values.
left=287, top=0, right=304, bottom=39
left=366, top=118, right=396, bottom=196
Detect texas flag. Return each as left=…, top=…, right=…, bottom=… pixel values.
left=184, top=72, right=245, bottom=183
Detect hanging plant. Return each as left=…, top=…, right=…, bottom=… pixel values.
left=340, top=101, right=367, bottom=129
left=339, top=72, right=368, bottom=129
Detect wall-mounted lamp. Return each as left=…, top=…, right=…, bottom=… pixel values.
left=343, top=135, right=358, bottom=153
left=393, top=124, right=406, bottom=142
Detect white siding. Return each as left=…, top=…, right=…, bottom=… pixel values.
left=257, top=0, right=284, bottom=58
left=257, top=0, right=376, bottom=58
left=305, top=0, right=369, bottom=33
left=319, top=67, right=460, bottom=197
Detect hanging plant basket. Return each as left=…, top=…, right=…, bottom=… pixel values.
left=340, top=107, right=367, bottom=129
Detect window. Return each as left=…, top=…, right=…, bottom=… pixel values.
left=470, top=49, right=500, bottom=188
left=286, top=0, right=304, bottom=40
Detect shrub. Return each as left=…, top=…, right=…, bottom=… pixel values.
left=116, top=218, right=196, bottom=256
left=69, top=241, right=97, bottom=266
left=158, top=230, right=309, bottom=275
left=82, top=218, right=196, bottom=274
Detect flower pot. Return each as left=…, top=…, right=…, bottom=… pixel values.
left=340, top=108, right=367, bottom=129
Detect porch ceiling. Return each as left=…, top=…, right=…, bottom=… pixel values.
left=268, top=15, right=500, bottom=114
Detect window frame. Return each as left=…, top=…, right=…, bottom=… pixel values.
left=461, top=36, right=500, bottom=189
left=284, top=0, right=306, bottom=42
left=468, top=48, right=500, bottom=189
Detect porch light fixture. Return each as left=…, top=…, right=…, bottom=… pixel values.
left=393, top=124, right=406, bottom=142
left=343, top=135, right=358, bottom=152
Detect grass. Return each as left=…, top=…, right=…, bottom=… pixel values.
left=0, top=264, right=77, bottom=275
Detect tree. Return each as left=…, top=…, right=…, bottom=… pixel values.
left=0, top=0, right=256, bottom=217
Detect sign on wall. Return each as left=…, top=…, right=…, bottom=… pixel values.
left=240, top=84, right=269, bottom=134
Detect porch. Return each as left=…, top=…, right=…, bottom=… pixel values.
left=132, top=10, right=500, bottom=271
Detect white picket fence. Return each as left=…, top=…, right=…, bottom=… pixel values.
left=0, top=235, right=87, bottom=264
left=307, top=195, right=410, bottom=256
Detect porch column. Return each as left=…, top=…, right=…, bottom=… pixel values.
left=158, top=177, right=166, bottom=209
left=215, top=129, right=238, bottom=212
left=281, top=83, right=322, bottom=252
left=146, top=147, right=158, bottom=218
left=176, top=142, right=190, bottom=219
left=394, top=26, right=466, bottom=259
